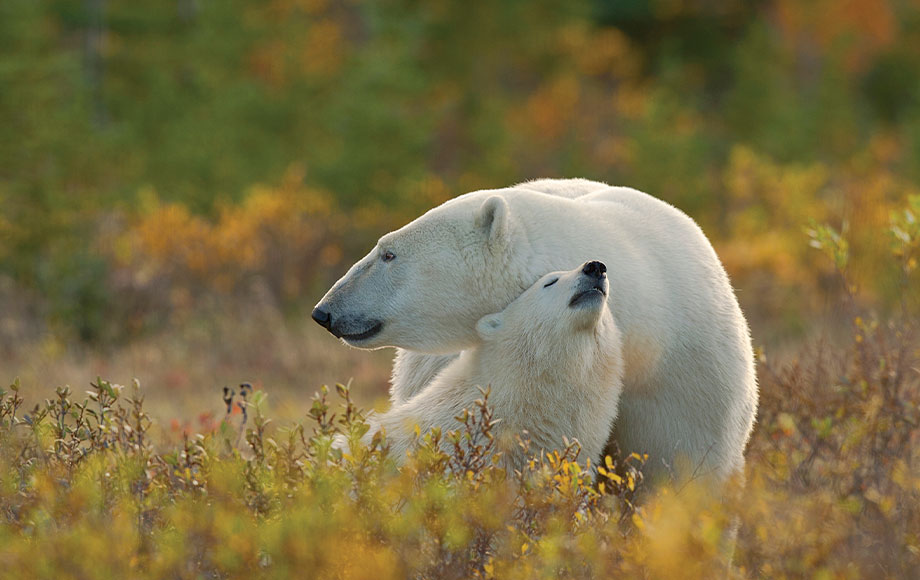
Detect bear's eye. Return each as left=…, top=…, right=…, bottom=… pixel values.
left=543, top=278, right=559, bottom=288
left=382, top=250, right=396, bottom=263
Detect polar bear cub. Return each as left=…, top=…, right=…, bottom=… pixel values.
left=357, top=261, right=623, bottom=470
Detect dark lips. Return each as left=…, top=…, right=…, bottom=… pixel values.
left=569, top=285, right=607, bottom=307
left=338, top=322, right=384, bottom=342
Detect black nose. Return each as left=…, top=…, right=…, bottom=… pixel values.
left=311, top=307, right=332, bottom=329
left=582, top=260, right=606, bottom=279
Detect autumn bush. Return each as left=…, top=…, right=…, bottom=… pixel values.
left=97, top=167, right=338, bottom=330
left=1, top=327, right=917, bottom=578
left=67, top=147, right=915, bottom=344
left=0, top=379, right=646, bottom=579
left=2, top=218, right=918, bottom=578
left=735, top=206, right=920, bottom=577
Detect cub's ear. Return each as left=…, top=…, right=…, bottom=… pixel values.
left=476, top=313, right=504, bottom=341
left=475, top=196, right=509, bottom=246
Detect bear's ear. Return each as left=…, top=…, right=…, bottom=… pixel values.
left=475, top=196, right=509, bottom=246
left=476, top=313, right=504, bottom=341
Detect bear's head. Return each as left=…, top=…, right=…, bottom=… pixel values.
left=312, top=193, right=535, bottom=353
left=474, top=261, right=611, bottom=364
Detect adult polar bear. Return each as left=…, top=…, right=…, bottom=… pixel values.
left=312, top=178, right=757, bottom=484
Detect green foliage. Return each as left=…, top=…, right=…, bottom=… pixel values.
left=890, top=195, right=920, bottom=277
left=2, top=0, right=920, bottom=340
left=806, top=221, right=849, bottom=273
left=862, top=49, right=920, bottom=123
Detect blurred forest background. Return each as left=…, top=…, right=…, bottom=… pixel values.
left=2, top=0, right=919, bottom=422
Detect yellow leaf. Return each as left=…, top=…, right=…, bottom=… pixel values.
left=632, top=512, right=645, bottom=530
left=777, top=412, right=797, bottom=435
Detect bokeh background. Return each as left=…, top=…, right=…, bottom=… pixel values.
left=2, top=0, right=919, bottom=423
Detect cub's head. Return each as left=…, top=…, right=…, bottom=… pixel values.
left=475, top=261, right=612, bottom=358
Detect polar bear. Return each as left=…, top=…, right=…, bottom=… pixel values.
left=313, top=179, right=758, bottom=484
left=341, top=261, right=623, bottom=470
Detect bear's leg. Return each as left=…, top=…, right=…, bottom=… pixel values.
left=390, top=349, right=459, bottom=405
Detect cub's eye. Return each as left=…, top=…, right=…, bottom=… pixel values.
left=543, top=278, right=559, bottom=288
left=382, top=250, right=396, bottom=263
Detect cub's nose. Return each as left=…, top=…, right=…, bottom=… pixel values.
left=311, top=307, right=332, bottom=329
left=582, top=260, right=607, bottom=279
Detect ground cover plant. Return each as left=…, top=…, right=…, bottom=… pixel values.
left=1, top=219, right=918, bottom=578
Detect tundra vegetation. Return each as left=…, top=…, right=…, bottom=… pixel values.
left=2, top=0, right=920, bottom=577
left=1, top=243, right=919, bottom=577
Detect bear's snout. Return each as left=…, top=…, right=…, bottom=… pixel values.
left=311, top=303, right=384, bottom=342
left=570, top=262, right=609, bottom=308
left=582, top=261, right=607, bottom=279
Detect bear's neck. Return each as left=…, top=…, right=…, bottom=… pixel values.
left=472, top=334, right=605, bottom=399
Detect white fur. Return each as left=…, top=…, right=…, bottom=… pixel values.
left=315, top=179, right=758, bottom=484
left=354, top=265, right=622, bottom=470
